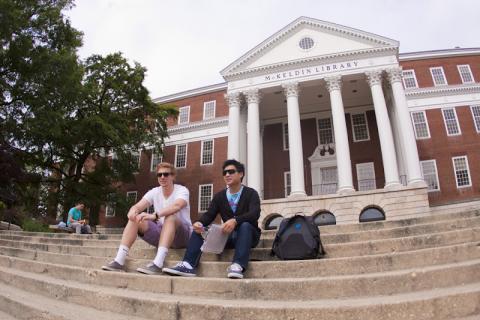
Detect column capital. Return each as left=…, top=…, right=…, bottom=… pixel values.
left=324, top=76, right=343, bottom=92
left=386, top=67, right=403, bottom=84
left=365, top=70, right=384, bottom=87
left=282, top=82, right=300, bottom=98
left=225, top=92, right=241, bottom=108
left=244, top=89, right=261, bottom=104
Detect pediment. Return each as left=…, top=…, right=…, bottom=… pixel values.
left=221, top=17, right=399, bottom=79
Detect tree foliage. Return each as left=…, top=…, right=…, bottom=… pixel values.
left=0, top=0, right=176, bottom=222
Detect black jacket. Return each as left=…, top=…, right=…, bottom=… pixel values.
left=197, top=185, right=261, bottom=233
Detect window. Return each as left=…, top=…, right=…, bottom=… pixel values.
left=351, top=113, right=370, bottom=142
left=457, top=65, right=475, bottom=84
left=356, top=162, right=376, bottom=191
left=284, top=172, right=291, bottom=197
left=203, top=100, right=216, bottom=120
left=411, top=111, right=431, bottom=139
left=105, top=193, right=116, bottom=217
left=318, top=117, right=334, bottom=145
left=452, top=156, right=471, bottom=188
left=318, top=167, right=337, bottom=195
left=430, top=67, right=448, bottom=86
left=442, top=108, right=461, bottom=136
left=150, top=150, right=162, bottom=172
left=470, top=105, right=480, bottom=133
left=126, top=191, right=138, bottom=205
left=178, top=106, right=190, bottom=125
left=313, top=211, right=336, bottom=226
left=402, top=69, right=418, bottom=89
left=198, top=184, right=213, bottom=212
left=201, top=140, right=214, bottom=165
left=420, top=160, right=440, bottom=191
left=265, top=214, right=283, bottom=230
left=131, top=150, right=141, bottom=171
left=283, top=123, right=289, bottom=150
left=175, top=144, right=187, bottom=168
left=359, top=207, right=385, bottom=223
left=147, top=205, right=155, bottom=214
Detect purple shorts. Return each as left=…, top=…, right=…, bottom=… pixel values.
left=140, top=220, right=192, bottom=249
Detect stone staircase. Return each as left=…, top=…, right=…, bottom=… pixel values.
left=0, top=209, right=478, bottom=319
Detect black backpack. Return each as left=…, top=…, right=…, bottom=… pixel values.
left=271, top=215, right=325, bottom=260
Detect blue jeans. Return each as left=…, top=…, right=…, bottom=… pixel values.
left=183, top=222, right=260, bottom=270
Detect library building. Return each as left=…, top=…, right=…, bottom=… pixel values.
left=99, top=17, right=480, bottom=229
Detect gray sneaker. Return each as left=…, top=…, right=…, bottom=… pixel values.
left=136, top=262, right=163, bottom=275
left=227, top=263, right=244, bottom=279
left=101, top=260, right=126, bottom=272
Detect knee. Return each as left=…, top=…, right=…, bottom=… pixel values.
left=164, top=214, right=177, bottom=224
left=237, top=222, right=254, bottom=234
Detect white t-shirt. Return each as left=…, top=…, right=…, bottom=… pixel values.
left=142, top=184, right=192, bottom=227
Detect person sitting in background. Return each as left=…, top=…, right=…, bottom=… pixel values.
left=67, top=201, right=92, bottom=234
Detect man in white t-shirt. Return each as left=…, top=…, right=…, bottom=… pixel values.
left=101, top=162, right=192, bottom=275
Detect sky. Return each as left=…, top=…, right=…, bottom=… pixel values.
left=66, top=0, right=480, bottom=99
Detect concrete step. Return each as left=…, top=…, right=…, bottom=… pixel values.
left=0, top=226, right=478, bottom=263
left=0, top=240, right=478, bottom=278
left=0, top=264, right=478, bottom=320
left=0, top=282, right=149, bottom=320
left=1, top=253, right=479, bottom=301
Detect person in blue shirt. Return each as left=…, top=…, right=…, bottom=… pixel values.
left=67, top=201, right=92, bottom=234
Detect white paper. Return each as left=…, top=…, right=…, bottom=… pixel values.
left=200, top=224, right=229, bottom=254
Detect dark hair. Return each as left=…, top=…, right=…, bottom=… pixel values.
left=75, top=200, right=85, bottom=205
left=222, top=159, right=245, bottom=181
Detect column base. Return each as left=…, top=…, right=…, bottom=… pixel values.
left=407, top=179, right=428, bottom=188
left=384, top=182, right=403, bottom=191
left=337, top=186, right=355, bottom=195
left=288, top=191, right=307, bottom=199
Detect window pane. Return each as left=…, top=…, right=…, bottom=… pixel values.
left=313, top=212, right=336, bottom=226
left=458, top=65, right=474, bottom=83
left=420, top=160, right=439, bottom=191
left=265, top=215, right=283, bottom=230
left=453, top=157, right=471, bottom=187
left=203, top=101, right=216, bottom=120
left=151, top=151, right=162, bottom=172
left=175, top=144, right=187, bottom=168
left=402, top=70, right=418, bottom=88
left=284, top=172, right=291, bottom=197
left=359, top=207, right=385, bottom=222
left=201, top=140, right=214, bottom=165
left=430, top=67, right=447, bottom=86
left=199, top=185, right=213, bottom=212
left=178, top=106, right=190, bottom=124
left=318, top=118, right=333, bottom=144
left=283, top=123, right=289, bottom=150
left=471, top=106, right=480, bottom=132
left=442, top=109, right=460, bottom=135
left=411, top=111, right=430, bottom=139
left=356, top=162, right=376, bottom=191
left=351, top=113, right=369, bottom=141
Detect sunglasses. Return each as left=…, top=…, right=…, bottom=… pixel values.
left=223, top=169, right=237, bottom=176
left=157, top=172, right=172, bottom=178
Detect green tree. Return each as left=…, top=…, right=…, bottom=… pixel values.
left=1, top=1, right=176, bottom=223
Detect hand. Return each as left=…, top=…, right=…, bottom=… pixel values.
left=135, top=212, right=153, bottom=223
left=222, top=218, right=237, bottom=234
left=193, top=222, right=204, bottom=234
left=127, top=208, right=138, bottom=221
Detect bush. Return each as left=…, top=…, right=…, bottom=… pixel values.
left=22, top=218, right=51, bottom=232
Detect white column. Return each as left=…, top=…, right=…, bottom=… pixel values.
left=387, top=67, right=425, bottom=187
left=283, top=82, right=306, bottom=197
left=245, top=89, right=262, bottom=196
left=365, top=70, right=401, bottom=189
left=324, top=76, right=355, bottom=194
left=239, top=105, right=248, bottom=183
left=226, top=92, right=241, bottom=160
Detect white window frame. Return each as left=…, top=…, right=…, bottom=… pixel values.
left=457, top=64, right=475, bottom=84
left=402, top=69, right=419, bottom=89
left=317, top=117, right=334, bottom=145
left=284, top=172, right=291, bottom=197
left=420, top=160, right=440, bottom=192
left=282, top=122, right=289, bottom=151
left=150, top=150, right=163, bottom=172
left=178, top=106, right=190, bottom=125
left=175, top=144, right=188, bottom=168
left=203, top=100, right=216, bottom=120
left=126, top=191, right=138, bottom=204
left=356, top=162, right=376, bottom=191
left=410, top=111, right=431, bottom=139
left=452, top=156, right=472, bottom=188
left=350, top=112, right=370, bottom=142
left=131, top=150, right=141, bottom=172
left=200, top=139, right=214, bottom=165
left=105, top=193, right=116, bottom=217
left=470, top=105, right=480, bottom=133
left=430, top=67, right=448, bottom=86
left=198, top=184, right=213, bottom=213
left=442, top=108, right=461, bottom=136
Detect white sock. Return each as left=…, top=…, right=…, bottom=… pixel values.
left=114, top=244, right=129, bottom=266
left=153, top=246, right=168, bottom=268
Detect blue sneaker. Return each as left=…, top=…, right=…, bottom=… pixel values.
left=162, top=261, right=197, bottom=277
left=227, top=263, right=244, bottom=279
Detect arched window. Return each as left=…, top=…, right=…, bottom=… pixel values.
left=359, top=206, right=385, bottom=223
left=313, top=211, right=336, bottom=226
left=264, top=214, right=283, bottom=230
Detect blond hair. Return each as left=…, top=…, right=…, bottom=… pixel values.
left=156, top=162, right=176, bottom=175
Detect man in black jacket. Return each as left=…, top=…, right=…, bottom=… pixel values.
left=163, top=159, right=261, bottom=279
